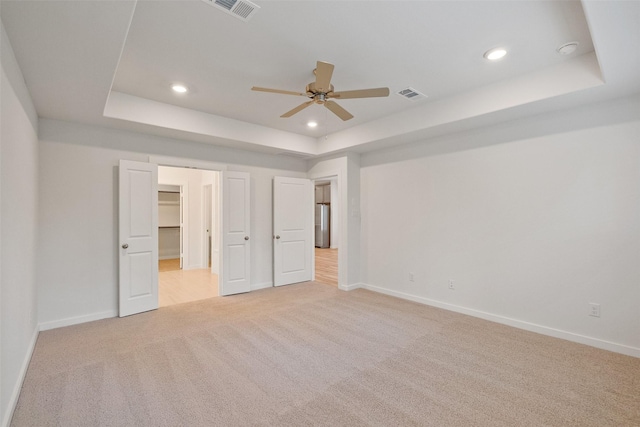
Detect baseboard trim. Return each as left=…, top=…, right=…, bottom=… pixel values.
left=38, top=309, right=118, bottom=332
left=360, top=283, right=640, bottom=358
left=339, top=282, right=363, bottom=291
left=251, top=282, right=273, bottom=291
left=2, top=326, right=39, bottom=427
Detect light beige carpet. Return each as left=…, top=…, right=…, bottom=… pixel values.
left=12, top=282, right=640, bottom=426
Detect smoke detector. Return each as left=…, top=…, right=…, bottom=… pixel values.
left=557, top=42, right=579, bottom=56
left=202, top=0, right=260, bottom=22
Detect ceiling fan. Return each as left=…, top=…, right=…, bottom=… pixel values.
left=251, top=61, right=389, bottom=121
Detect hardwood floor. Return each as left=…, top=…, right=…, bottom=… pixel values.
left=158, top=267, right=218, bottom=307
left=159, top=258, right=181, bottom=272
left=315, top=248, right=338, bottom=287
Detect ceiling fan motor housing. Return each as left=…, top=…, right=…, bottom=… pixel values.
left=306, top=82, right=334, bottom=104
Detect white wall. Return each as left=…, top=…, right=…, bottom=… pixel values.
left=360, top=95, right=640, bottom=356
left=0, top=22, right=39, bottom=426
left=346, top=154, right=361, bottom=286
left=158, top=227, right=180, bottom=260
left=37, top=119, right=306, bottom=328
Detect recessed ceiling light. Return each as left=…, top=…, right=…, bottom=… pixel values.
left=484, top=48, right=507, bottom=61
left=557, top=42, right=578, bottom=56
left=307, top=121, right=318, bottom=128
left=171, top=84, right=188, bottom=93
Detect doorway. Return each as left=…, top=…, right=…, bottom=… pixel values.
left=314, top=178, right=338, bottom=287
left=119, top=158, right=252, bottom=317
left=157, top=166, right=220, bottom=307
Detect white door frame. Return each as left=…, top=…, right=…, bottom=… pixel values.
left=309, top=170, right=345, bottom=289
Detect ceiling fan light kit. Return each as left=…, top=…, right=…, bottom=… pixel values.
left=252, top=61, right=390, bottom=121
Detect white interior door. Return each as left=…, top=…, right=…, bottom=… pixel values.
left=273, top=176, right=313, bottom=286
left=203, top=184, right=212, bottom=269
left=179, top=186, right=184, bottom=269
left=212, top=173, right=220, bottom=274
left=220, top=171, right=251, bottom=295
left=119, top=160, right=158, bottom=317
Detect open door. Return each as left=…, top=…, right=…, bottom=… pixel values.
left=179, top=185, right=185, bottom=269
left=220, top=171, right=251, bottom=296
left=273, top=176, right=313, bottom=286
left=119, top=160, right=158, bottom=317
left=203, top=184, right=212, bottom=270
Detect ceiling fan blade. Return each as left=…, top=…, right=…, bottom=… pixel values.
left=252, top=86, right=307, bottom=97
left=315, top=61, right=334, bottom=93
left=281, top=100, right=314, bottom=118
left=331, top=87, right=390, bottom=99
left=324, top=100, right=353, bottom=121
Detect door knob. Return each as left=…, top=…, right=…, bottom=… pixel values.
left=244, top=236, right=249, bottom=241
left=275, top=235, right=280, bottom=239
left=122, top=243, right=129, bottom=249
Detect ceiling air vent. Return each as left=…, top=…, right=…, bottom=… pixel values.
left=396, top=87, right=427, bottom=101
left=202, top=0, right=260, bottom=22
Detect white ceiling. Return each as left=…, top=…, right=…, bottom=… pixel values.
left=2, top=1, right=639, bottom=159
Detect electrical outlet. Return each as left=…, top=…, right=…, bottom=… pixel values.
left=448, top=279, right=455, bottom=290
left=409, top=272, right=415, bottom=282
left=589, top=303, right=601, bottom=318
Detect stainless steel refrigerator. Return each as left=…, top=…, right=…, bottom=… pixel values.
left=315, top=204, right=330, bottom=248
